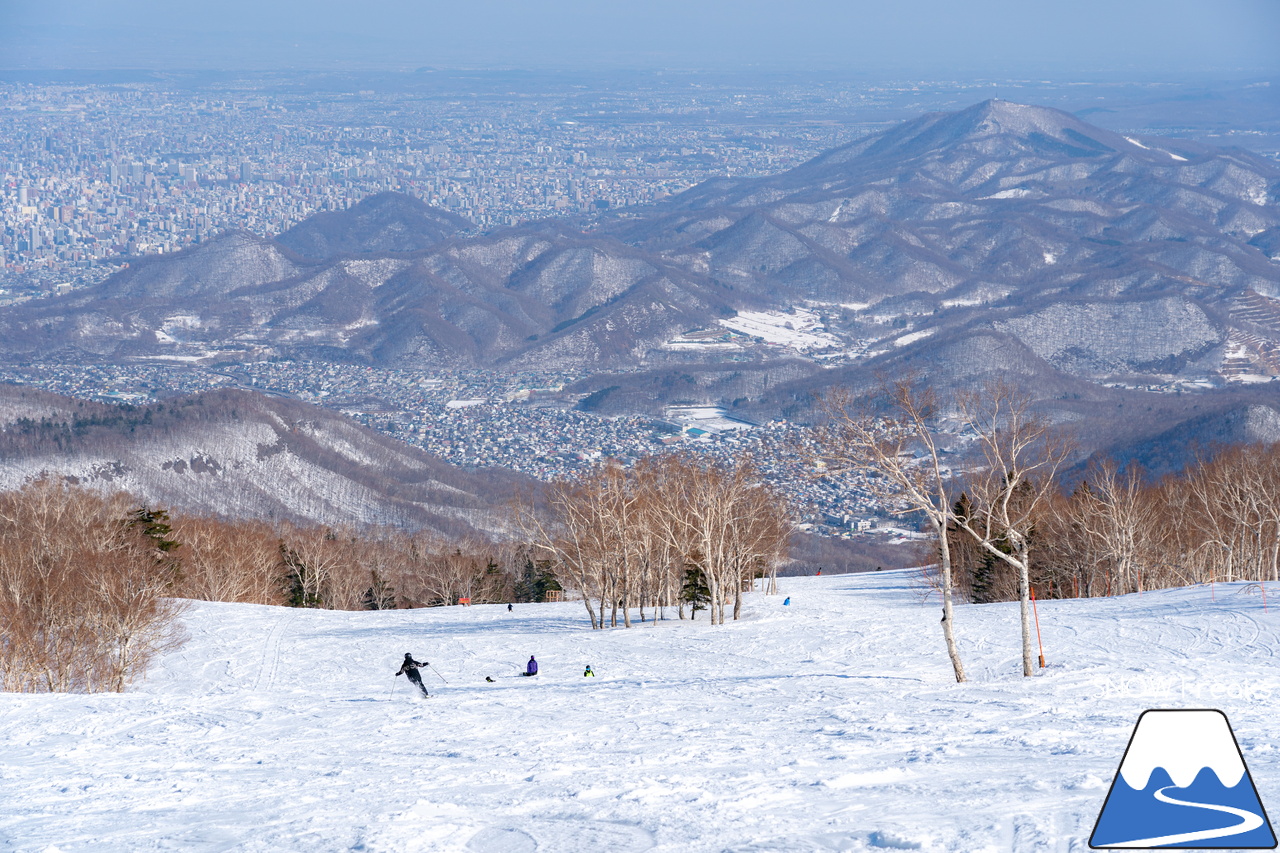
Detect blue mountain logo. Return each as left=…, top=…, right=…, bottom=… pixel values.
left=1090, top=709, right=1276, bottom=849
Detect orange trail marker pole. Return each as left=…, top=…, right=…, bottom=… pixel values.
left=1031, top=586, right=1046, bottom=669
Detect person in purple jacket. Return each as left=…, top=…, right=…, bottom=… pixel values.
left=523, top=655, right=538, bottom=677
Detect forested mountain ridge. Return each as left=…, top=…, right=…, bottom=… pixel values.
left=0, top=383, right=527, bottom=535
left=0, top=100, right=1278, bottom=436
left=602, top=99, right=1280, bottom=395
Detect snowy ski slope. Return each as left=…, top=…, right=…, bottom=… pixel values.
left=3, top=570, right=1280, bottom=852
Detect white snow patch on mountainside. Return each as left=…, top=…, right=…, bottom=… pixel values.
left=718, top=308, right=840, bottom=351
left=980, top=187, right=1037, bottom=200
left=995, top=297, right=1220, bottom=372
left=894, top=329, right=936, bottom=347
left=4, top=573, right=1280, bottom=851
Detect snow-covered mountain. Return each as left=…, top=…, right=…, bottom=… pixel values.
left=608, top=99, right=1280, bottom=400
left=4, top=571, right=1279, bottom=850
left=0, top=383, right=526, bottom=534
left=3, top=100, right=1280, bottom=466
left=275, top=191, right=474, bottom=261
left=5, top=100, right=1276, bottom=385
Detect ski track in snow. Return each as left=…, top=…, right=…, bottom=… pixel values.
left=3, top=572, right=1280, bottom=851
left=252, top=608, right=297, bottom=693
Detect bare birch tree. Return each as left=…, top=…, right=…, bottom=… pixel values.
left=813, top=381, right=967, bottom=683
left=951, top=381, right=1071, bottom=677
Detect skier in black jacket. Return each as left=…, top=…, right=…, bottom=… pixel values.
left=396, top=653, right=430, bottom=697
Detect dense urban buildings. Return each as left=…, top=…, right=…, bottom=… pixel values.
left=0, top=359, right=885, bottom=534
left=0, top=72, right=892, bottom=297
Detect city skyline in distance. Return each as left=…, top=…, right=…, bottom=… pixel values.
left=3, top=0, right=1279, bottom=77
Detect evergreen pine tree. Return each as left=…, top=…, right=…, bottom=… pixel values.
left=514, top=556, right=562, bottom=602
left=127, top=505, right=180, bottom=553
left=971, top=549, right=1004, bottom=605
left=681, top=565, right=711, bottom=619
left=127, top=505, right=182, bottom=586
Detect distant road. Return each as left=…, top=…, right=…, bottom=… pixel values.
left=205, top=368, right=298, bottom=401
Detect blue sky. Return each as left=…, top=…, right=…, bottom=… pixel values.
left=3, top=0, right=1278, bottom=74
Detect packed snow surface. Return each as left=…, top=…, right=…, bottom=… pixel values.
left=893, top=329, right=936, bottom=348
left=718, top=308, right=839, bottom=352
left=4, top=571, right=1280, bottom=851
left=664, top=405, right=754, bottom=434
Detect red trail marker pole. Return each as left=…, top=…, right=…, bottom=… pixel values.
left=1031, top=586, right=1046, bottom=669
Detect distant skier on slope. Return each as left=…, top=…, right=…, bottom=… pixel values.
left=396, top=653, right=430, bottom=697
left=583, top=664, right=594, bottom=677
left=523, top=655, right=538, bottom=677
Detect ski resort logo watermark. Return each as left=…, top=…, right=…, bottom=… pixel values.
left=1090, top=709, right=1276, bottom=849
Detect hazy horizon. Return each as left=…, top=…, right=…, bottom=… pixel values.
left=3, top=0, right=1279, bottom=77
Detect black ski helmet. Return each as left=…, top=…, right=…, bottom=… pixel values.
left=404, top=652, right=413, bottom=659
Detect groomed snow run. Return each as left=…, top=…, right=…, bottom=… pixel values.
left=4, top=570, right=1280, bottom=852
left=718, top=309, right=839, bottom=352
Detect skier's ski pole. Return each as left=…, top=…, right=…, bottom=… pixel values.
left=429, top=663, right=449, bottom=684
left=389, top=676, right=399, bottom=699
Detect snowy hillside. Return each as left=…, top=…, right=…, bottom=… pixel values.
left=4, top=571, right=1280, bottom=851
left=0, top=386, right=526, bottom=535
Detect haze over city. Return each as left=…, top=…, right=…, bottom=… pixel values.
left=4, top=0, right=1280, bottom=74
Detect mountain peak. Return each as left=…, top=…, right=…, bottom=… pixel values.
left=799, top=99, right=1136, bottom=174
left=954, top=99, right=1108, bottom=140
left=276, top=191, right=473, bottom=261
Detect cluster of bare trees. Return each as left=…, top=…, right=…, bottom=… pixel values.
left=172, top=519, right=516, bottom=610
left=0, top=479, right=187, bottom=693
left=816, top=380, right=1070, bottom=681
left=819, top=377, right=1280, bottom=681
left=989, top=444, right=1280, bottom=603
left=0, top=483, right=532, bottom=693
left=522, top=454, right=793, bottom=629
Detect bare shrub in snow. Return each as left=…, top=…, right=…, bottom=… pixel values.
left=949, top=382, right=1071, bottom=677
left=171, top=516, right=284, bottom=605
left=0, top=479, right=187, bottom=693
